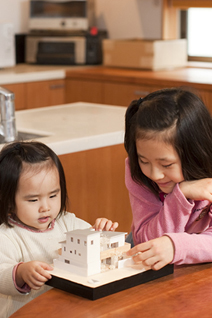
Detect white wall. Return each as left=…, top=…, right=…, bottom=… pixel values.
left=0, top=0, right=29, bottom=34
left=0, top=0, right=163, bottom=39
left=96, top=0, right=163, bottom=39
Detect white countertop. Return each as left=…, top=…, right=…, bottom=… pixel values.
left=3, top=102, right=127, bottom=155
left=0, top=64, right=88, bottom=84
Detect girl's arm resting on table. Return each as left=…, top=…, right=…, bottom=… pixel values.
left=166, top=226, right=212, bottom=265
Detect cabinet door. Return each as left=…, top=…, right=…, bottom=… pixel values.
left=198, top=90, right=212, bottom=114
left=1, top=83, right=26, bottom=110
left=25, top=79, right=65, bottom=109
left=59, top=144, right=132, bottom=233
left=66, top=79, right=103, bottom=104
left=103, top=82, right=163, bottom=107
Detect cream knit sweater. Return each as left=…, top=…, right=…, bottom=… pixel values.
left=0, top=212, right=90, bottom=318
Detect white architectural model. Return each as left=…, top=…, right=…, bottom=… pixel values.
left=54, top=228, right=131, bottom=276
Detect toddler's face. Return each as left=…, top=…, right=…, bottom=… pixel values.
left=15, top=165, right=61, bottom=231
left=136, top=137, right=184, bottom=194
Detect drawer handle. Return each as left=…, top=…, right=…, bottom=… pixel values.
left=134, top=90, right=150, bottom=97
left=50, top=84, right=65, bottom=89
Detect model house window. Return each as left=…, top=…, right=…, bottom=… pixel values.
left=77, top=239, right=80, bottom=244
left=64, top=246, right=66, bottom=251
left=84, top=241, right=87, bottom=246
left=111, top=242, right=118, bottom=248
left=91, top=240, right=94, bottom=245
left=65, top=259, right=70, bottom=264
left=71, top=237, right=73, bottom=242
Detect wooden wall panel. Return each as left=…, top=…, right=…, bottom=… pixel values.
left=59, top=144, right=132, bottom=233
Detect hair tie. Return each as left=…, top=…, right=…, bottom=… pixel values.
left=137, top=97, right=143, bottom=106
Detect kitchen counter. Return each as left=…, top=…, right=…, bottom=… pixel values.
left=0, top=64, right=91, bottom=85
left=66, top=65, right=212, bottom=89
left=4, top=102, right=126, bottom=155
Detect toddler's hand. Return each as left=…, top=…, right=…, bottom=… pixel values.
left=93, top=218, right=119, bottom=231
left=180, top=178, right=212, bottom=201
left=16, top=261, right=53, bottom=290
left=126, top=236, right=174, bottom=271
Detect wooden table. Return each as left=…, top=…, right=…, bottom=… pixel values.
left=10, top=263, right=212, bottom=318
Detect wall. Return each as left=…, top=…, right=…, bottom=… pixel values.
left=0, top=0, right=29, bottom=34
left=96, top=0, right=163, bottom=39
left=0, top=0, right=163, bottom=39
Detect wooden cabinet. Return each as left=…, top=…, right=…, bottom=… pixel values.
left=25, top=79, right=65, bottom=109
left=103, top=82, right=164, bottom=107
left=65, top=69, right=165, bottom=107
left=2, top=79, right=65, bottom=110
left=66, top=79, right=103, bottom=104
left=59, top=144, right=132, bottom=233
left=197, top=89, right=212, bottom=111
left=65, top=67, right=212, bottom=113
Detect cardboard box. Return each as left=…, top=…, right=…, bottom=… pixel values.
left=103, top=39, right=187, bottom=71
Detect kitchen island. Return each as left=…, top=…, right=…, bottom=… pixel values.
left=1, top=102, right=131, bottom=232
left=13, top=102, right=126, bottom=155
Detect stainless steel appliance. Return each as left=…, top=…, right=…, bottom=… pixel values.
left=25, top=31, right=104, bottom=65
left=29, top=0, right=89, bottom=32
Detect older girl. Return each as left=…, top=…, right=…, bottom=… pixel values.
left=125, top=87, right=212, bottom=270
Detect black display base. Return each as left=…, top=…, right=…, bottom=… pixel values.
left=46, top=264, right=174, bottom=300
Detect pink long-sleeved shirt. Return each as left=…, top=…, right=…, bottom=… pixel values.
left=125, top=158, right=212, bottom=265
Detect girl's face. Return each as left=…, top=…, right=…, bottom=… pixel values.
left=136, top=138, right=184, bottom=194
left=15, top=164, right=61, bottom=231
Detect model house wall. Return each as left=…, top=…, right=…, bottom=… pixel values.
left=54, top=228, right=130, bottom=276
left=55, top=229, right=101, bottom=276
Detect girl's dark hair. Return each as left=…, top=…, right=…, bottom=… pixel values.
left=0, top=141, right=68, bottom=227
left=124, top=87, right=212, bottom=195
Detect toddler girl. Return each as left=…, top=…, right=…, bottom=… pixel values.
left=125, top=87, right=212, bottom=271
left=0, top=141, right=118, bottom=317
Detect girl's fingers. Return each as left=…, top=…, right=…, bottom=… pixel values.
left=93, top=218, right=119, bottom=231
left=111, top=222, right=119, bottom=231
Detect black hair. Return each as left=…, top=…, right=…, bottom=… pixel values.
left=124, top=87, right=212, bottom=196
left=0, top=141, right=68, bottom=227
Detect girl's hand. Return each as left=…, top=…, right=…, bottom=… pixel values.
left=126, top=236, right=174, bottom=271
left=93, top=218, right=119, bottom=231
left=179, top=178, right=212, bottom=201
left=16, top=261, right=53, bottom=290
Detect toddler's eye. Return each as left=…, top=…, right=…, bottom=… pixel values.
left=28, top=199, right=37, bottom=202
left=50, top=194, right=57, bottom=198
